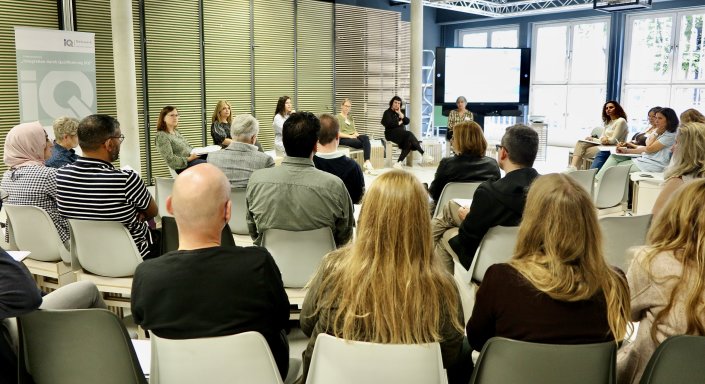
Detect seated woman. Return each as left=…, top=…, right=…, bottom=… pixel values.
left=651, top=121, right=705, bottom=216
left=155, top=105, right=206, bottom=174
left=467, top=174, right=630, bottom=351
left=336, top=98, right=375, bottom=174
left=272, top=96, right=293, bottom=155
left=45, top=116, right=80, bottom=168
left=596, top=107, right=679, bottom=181
left=1, top=122, right=69, bottom=247
left=428, top=121, right=500, bottom=203
left=210, top=100, right=233, bottom=147
left=382, top=95, right=433, bottom=169
left=591, top=106, right=660, bottom=171
left=299, top=170, right=471, bottom=384
left=617, top=180, right=705, bottom=384
left=446, top=96, right=473, bottom=143
left=569, top=100, right=628, bottom=170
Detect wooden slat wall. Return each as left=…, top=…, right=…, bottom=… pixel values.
left=0, top=1, right=59, bottom=172
left=203, top=0, right=252, bottom=131
left=253, top=0, right=295, bottom=151
left=296, top=0, right=334, bottom=116
left=334, top=5, right=406, bottom=141
left=143, top=0, right=203, bottom=178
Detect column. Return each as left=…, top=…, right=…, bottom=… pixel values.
left=110, top=0, right=141, bottom=172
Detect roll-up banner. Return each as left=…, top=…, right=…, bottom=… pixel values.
left=14, top=27, right=96, bottom=132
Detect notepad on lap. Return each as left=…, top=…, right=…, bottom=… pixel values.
left=452, top=198, right=473, bottom=208
left=191, top=145, right=221, bottom=156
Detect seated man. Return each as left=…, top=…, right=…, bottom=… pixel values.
left=432, top=124, right=540, bottom=272
left=1, top=248, right=106, bottom=382
left=208, top=114, right=274, bottom=188
left=246, top=112, right=354, bottom=247
left=313, top=114, right=365, bottom=204
left=56, top=114, right=159, bottom=258
left=131, top=164, right=290, bottom=378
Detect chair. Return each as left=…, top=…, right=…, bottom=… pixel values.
left=160, top=216, right=235, bottom=254
left=262, top=228, right=336, bottom=315
left=150, top=331, right=285, bottom=384
left=18, top=309, right=147, bottom=384
left=229, top=187, right=249, bottom=235
left=595, top=165, right=631, bottom=215
left=469, top=226, right=520, bottom=284
left=470, top=337, right=617, bottom=384
left=306, top=334, right=447, bottom=384
left=4, top=205, right=75, bottom=289
left=567, top=168, right=598, bottom=198
left=155, top=177, right=174, bottom=218
left=433, top=182, right=482, bottom=218
left=68, top=219, right=143, bottom=309
left=600, top=214, right=652, bottom=271
left=639, top=335, right=705, bottom=384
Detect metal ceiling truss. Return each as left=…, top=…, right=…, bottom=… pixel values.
left=394, top=0, right=595, bottom=18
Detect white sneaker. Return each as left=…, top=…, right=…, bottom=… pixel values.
left=393, top=162, right=404, bottom=170
left=364, top=161, right=374, bottom=172
left=422, top=154, right=435, bottom=164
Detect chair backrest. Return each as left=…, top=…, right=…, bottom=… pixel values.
left=262, top=227, right=336, bottom=288
left=229, top=187, right=249, bottom=235
left=567, top=168, right=598, bottom=198
left=639, top=335, right=705, bottom=384
left=150, top=331, right=283, bottom=384
left=595, top=165, right=631, bottom=209
left=470, top=226, right=520, bottom=284
left=599, top=214, right=652, bottom=271
left=4, top=204, right=69, bottom=263
left=18, top=309, right=147, bottom=384
left=68, top=219, right=143, bottom=277
left=306, top=334, right=446, bottom=384
left=160, top=216, right=236, bottom=254
left=155, top=177, right=174, bottom=218
left=434, top=182, right=482, bottom=218
left=470, top=337, right=616, bottom=384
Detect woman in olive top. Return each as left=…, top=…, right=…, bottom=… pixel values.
left=336, top=98, right=374, bottom=173
left=155, top=105, right=206, bottom=174
left=446, top=96, right=473, bottom=142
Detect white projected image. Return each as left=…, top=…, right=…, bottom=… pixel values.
left=444, top=48, right=521, bottom=104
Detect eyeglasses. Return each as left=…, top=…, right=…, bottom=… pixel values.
left=495, top=144, right=503, bottom=151
left=111, top=134, right=125, bottom=143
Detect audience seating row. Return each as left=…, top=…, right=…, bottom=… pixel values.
left=18, top=308, right=705, bottom=384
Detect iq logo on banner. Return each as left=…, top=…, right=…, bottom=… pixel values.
left=14, top=27, right=96, bottom=125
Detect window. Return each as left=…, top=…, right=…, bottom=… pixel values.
left=458, top=26, right=519, bottom=48
left=529, top=19, right=610, bottom=145
left=623, top=9, right=705, bottom=131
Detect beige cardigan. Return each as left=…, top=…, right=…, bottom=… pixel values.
left=617, top=248, right=696, bottom=384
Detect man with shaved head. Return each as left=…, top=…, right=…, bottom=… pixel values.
left=130, top=164, right=291, bottom=378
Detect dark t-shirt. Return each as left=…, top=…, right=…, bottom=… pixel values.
left=131, top=245, right=290, bottom=377
left=467, top=263, right=615, bottom=352
left=313, top=154, right=365, bottom=204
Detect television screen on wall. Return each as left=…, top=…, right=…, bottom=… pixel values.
left=435, top=47, right=531, bottom=106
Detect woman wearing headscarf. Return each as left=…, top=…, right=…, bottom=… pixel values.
left=1, top=121, right=69, bottom=246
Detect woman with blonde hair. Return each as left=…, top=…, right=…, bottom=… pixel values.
left=336, top=98, right=375, bottom=173
left=468, top=174, right=631, bottom=351
left=679, top=108, right=705, bottom=124
left=652, top=122, right=705, bottom=216
left=210, top=100, right=233, bottom=147
left=299, top=170, right=470, bottom=383
left=428, top=121, right=499, bottom=203
left=617, top=179, right=705, bottom=384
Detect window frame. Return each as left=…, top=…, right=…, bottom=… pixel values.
left=456, top=25, right=520, bottom=48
